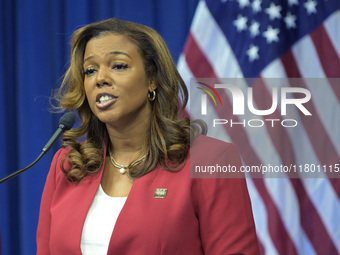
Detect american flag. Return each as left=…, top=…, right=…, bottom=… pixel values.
left=178, top=0, right=340, bottom=254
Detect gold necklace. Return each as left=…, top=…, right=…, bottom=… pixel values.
left=108, top=148, right=147, bottom=174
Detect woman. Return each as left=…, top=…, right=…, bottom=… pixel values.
left=37, top=18, right=260, bottom=254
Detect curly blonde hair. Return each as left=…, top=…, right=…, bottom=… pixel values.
left=54, top=18, right=204, bottom=182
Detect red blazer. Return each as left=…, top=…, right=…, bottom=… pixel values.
left=37, top=135, right=260, bottom=255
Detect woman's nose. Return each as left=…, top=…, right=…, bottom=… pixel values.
left=96, top=67, right=111, bottom=87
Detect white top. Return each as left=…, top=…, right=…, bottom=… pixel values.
left=81, top=184, right=127, bottom=255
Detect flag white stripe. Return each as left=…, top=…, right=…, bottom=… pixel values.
left=262, top=58, right=288, bottom=78
left=177, top=54, right=193, bottom=110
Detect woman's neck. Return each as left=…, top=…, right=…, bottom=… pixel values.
left=106, top=115, right=150, bottom=163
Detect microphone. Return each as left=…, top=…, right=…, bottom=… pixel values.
left=42, top=112, right=76, bottom=153
left=0, top=112, right=76, bottom=184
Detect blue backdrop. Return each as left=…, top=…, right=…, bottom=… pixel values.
left=0, top=1, right=198, bottom=254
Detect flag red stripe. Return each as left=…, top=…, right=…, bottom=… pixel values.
left=183, top=34, right=216, bottom=77
left=310, top=25, right=340, bottom=101
left=184, top=33, right=299, bottom=255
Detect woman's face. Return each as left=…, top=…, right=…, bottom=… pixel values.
left=83, top=33, right=155, bottom=128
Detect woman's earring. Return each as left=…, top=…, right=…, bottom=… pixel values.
left=148, top=90, right=156, bottom=102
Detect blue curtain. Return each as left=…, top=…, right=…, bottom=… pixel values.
left=0, top=1, right=198, bottom=254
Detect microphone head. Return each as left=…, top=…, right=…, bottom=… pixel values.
left=58, top=112, right=76, bottom=131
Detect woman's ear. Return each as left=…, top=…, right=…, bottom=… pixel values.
left=149, top=80, right=157, bottom=92
left=148, top=80, right=157, bottom=102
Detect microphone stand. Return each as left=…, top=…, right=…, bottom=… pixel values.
left=0, top=112, right=75, bottom=184
left=0, top=151, right=45, bottom=184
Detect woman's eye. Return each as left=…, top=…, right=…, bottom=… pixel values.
left=82, top=68, right=96, bottom=76
left=113, top=63, right=128, bottom=70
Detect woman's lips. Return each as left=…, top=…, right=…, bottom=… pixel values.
left=96, top=93, right=117, bottom=109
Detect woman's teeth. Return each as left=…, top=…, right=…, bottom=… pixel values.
left=99, top=95, right=113, bottom=103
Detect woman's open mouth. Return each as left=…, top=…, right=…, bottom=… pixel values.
left=96, top=93, right=117, bottom=109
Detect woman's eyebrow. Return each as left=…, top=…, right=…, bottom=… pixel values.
left=108, top=51, right=132, bottom=59
left=84, top=51, right=132, bottom=63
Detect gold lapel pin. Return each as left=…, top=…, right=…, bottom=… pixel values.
left=154, top=188, right=167, bottom=198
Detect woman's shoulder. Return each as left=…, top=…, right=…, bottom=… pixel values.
left=52, top=147, right=72, bottom=162
left=50, top=147, right=73, bottom=173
